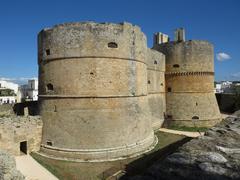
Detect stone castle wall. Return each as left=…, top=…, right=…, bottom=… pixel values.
left=37, top=21, right=221, bottom=162
left=154, top=41, right=214, bottom=72
left=153, top=40, right=221, bottom=127
left=147, top=49, right=166, bottom=130
left=0, top=22, right=223, bottom=167
left=0, top=116, right=42, bottom=156
left=38, top=22, right=156, bottom=161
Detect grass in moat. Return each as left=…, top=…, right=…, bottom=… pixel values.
left=31, top=131, right=188, bottom=180
left=167, top=125, right=209, bottom=132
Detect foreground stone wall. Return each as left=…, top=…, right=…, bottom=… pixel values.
left=0, top=104, right=14, bottom=117
left=38, top=22, right=155, bottom=161
left=130, top=115, right=240, bottom=180
left=0, top=116, right=42, bottom=156
left=0, top=150, right=24, bottom=180
left=153, top=40, right=221, bottom=127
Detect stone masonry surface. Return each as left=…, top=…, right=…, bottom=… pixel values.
left=38, top=22, right=156, bottom=162
left=0, top=115, right=42, bottom=156
left=129, top=114, right=240, bottom=180
left=0, top=150, right=25, bottom=180
left=37, top=21, right=221, bottom=162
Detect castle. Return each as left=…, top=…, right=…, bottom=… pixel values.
left=37, top=22, right=221, bottom=162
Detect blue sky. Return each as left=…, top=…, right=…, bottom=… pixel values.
left=0, top=0, right=239, bottom=83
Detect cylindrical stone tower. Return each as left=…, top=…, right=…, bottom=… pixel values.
left=147, top=49, right=166, bottom=130
left=153, top=39, right=221, bottom=127
left=38, top=22, right=156, bottom=161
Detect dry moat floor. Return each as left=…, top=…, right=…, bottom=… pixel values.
left=31, top=131, right=189, bottom=180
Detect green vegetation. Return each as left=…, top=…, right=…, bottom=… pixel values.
left=31, top=132, right=186, bottom=180
left=168, top=125, right=209, bottom=132
left=0, top=89, right=16, bottom=96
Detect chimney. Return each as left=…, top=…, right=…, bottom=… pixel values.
left=174, top=28, right=185, bottom=42
left=153, top=32, right=169, bottom=46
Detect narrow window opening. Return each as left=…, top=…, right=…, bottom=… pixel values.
left=173, top=64, right=180, bottom=68
left=148, top=80, right=151, bottom=84
left=46, top=49, right=50, bottom=56
left=154, top=60, right=158, bottom=64
left=108, top=42, right=118, bottom=48
left=161, top=83, right=163, bottom=86
left=168, top=87, right=172, bottom=92
left=46, top=141, right=53, bottom=146
left=20, top=141, right=27, bottom=155
left=196, top=102, right=198, bottom=106
left=54, top=105, right=57, bottom=112
left=46, top=83, right=53, bottom=91
left=192, top=116, right=199, bottom=120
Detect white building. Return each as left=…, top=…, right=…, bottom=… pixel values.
left=20, top=79, right=38, bottom=101
left=0, top=80, right=19, bottom=104
left=0, top=81, right=18, bottom=94
left=0, top=96, right=16, bottom=104
left=27, top=79, right=38, bottom=101
left=221, top=81, right=232, bottom=89
left=214, top=83, right=224, bottom=93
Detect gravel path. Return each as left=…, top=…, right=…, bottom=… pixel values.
left=15, top=155, right=58, bottom=180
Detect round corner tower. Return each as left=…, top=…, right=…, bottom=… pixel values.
left=153, top=30, right=221, bottom=127
left=37, top=22, right=156, bottom=161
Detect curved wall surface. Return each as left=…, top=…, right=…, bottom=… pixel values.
left=153, top=40, right=221, bottom=127
left=147, top=49, right=166, bottom=130
left=38, top=22, right=155, bottom=161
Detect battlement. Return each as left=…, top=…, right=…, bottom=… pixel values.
left=42, top=21, right=140, bottom=32
left=165, top=71, right=214, bottom=77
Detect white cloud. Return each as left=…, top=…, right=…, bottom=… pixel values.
left=0, top=77, right=37, bottom=85
left=216, top=52, right=231, bottom=61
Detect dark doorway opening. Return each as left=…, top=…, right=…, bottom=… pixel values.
left=20, top=141, right=27, bottom=154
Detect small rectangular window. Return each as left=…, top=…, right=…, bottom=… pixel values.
left=46, top=141, right=53, bottom=146
left=173, top=64, right=180, bottom=68
left=46, top=49, right=50, bottom=55
left=108, top=42, right=118, bottom=48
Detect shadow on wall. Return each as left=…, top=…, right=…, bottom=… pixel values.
left=216, top=94, right=240, bottom=114
left=13, top=101, right=39, bottom=116
left=119, top=137, right=192, bottom=180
